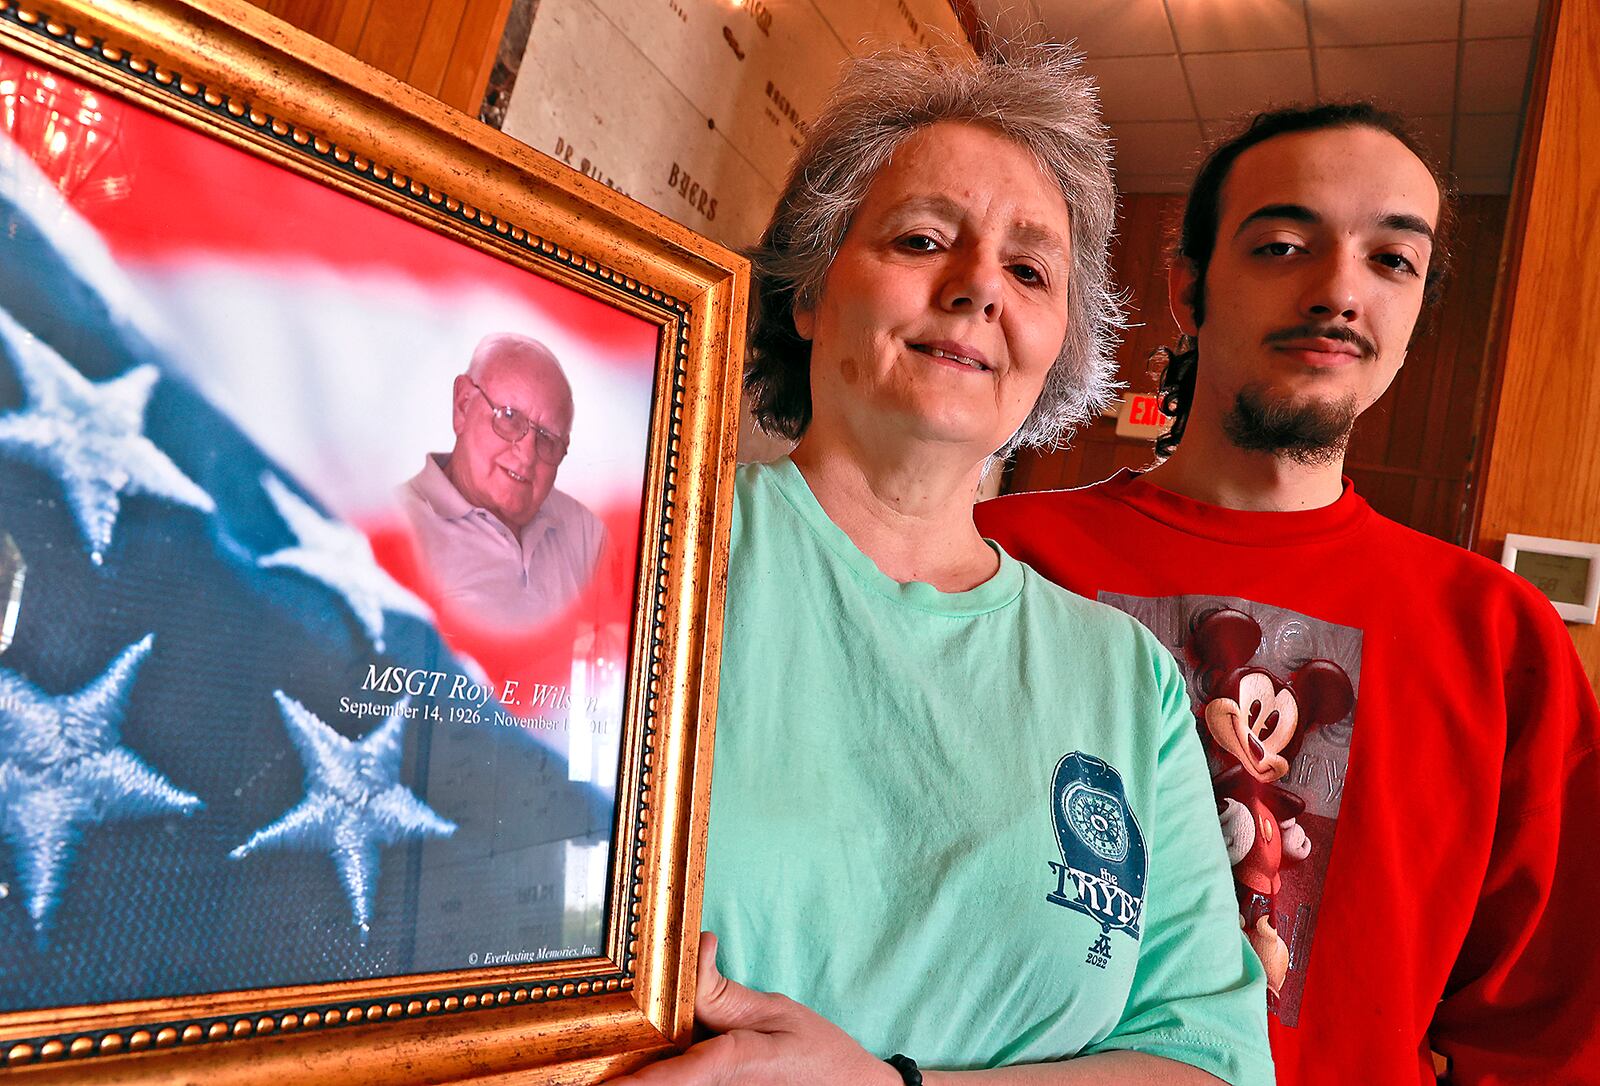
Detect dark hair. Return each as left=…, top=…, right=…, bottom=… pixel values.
left=1154, top=102, right=1457, bottom=457
left=745, top=44, right=1124, bottom=453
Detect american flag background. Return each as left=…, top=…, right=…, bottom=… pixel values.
left=0, top=49, right=658, bottom=1011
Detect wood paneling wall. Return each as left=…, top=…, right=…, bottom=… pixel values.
left=252, top=0, right=512, bottom=115
left=1006, top=192, right=1511, bottom=548
left=1473, top=0, right=1600, bottom=687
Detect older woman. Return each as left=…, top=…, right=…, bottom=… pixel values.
left=615, top=46, right=1271, bottom=1086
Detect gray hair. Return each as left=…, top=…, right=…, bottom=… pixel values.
left=745, top=43, right=1125, bottom=452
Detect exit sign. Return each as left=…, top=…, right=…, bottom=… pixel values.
left=1115, top=393, right=1171, bottom=440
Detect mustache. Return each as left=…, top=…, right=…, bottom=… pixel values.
left=1263, top=324, right=1377, bottom=360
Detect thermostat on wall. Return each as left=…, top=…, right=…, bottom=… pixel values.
left=1500, top=534, right=1600, bottom=624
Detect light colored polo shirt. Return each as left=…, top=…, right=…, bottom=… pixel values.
left=399, top=453, right=606, bottom=629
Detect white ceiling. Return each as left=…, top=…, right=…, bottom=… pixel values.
left=971, top=0, right=1542, bottom=193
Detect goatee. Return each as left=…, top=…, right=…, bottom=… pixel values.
left=1222, top=384, right=1358, bottom=466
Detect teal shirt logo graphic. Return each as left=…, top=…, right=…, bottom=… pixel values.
left=1046, top=752, right=1146, bottom=965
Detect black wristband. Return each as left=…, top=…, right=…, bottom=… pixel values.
left=886, top=1053, right=922, bottom=1085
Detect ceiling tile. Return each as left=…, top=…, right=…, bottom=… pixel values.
left=1184, top=50, right=1315, bottom=119
left=1408, top=114, right=1455, bottom=171
left=1315, top=42, right=1457, bottom=115
left=1453, top=112, right=1521, bottom=178
left=1028, top=0, right=1177, bottom=57
left=1083, top=55, right=1194, bottom=121
left=967, top=0, right=1046, bottom=46
left=1109, top=120, right=1207, bottom=176
left=1166, top=0, right=1308, bottom=53
left=1459, top=37, right=1534, bottom=114
left=1307, top=0, right=1461, bottom=45
left=1463, top=0, right=1540, bottom=38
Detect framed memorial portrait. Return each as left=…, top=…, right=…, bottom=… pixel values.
left=0, top=0, right=744, bottom=1081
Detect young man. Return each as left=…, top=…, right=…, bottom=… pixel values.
left=977, top=104, right=1600, bottom=1085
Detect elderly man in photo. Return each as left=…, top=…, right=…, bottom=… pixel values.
left=401, top=333, right=605, bottom=629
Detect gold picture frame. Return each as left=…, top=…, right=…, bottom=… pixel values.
left=0, top=0, right=743, bottom=1080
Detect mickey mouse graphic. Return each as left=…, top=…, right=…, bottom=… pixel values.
left=1186, top=607, right=1355, bottom=998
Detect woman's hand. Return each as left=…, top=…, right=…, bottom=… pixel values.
left=608, top=935, right=1226, bottom=1085
left=608, top=933, right=899, bottom=1086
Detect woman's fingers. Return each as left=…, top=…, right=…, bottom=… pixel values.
left=691, top=932, right=796, bottom=1036
left=605, top=932, right=885, bottom=1085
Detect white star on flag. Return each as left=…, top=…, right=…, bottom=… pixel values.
left=230, top=692, right=455, bottom=939
left=0, top=309, right=214, bottom=565
left=0, top=634, right=203, bottom=933
left=255, top=472, right=430, bottom=652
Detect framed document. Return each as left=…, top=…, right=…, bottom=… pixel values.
left=0, top=0, right=744, bottom=1080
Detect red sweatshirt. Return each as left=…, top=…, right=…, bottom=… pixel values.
left=977, top=470, right=1600, bottom=1086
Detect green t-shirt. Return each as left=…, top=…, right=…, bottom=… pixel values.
left=702, top=459, right=1273, bottom=1085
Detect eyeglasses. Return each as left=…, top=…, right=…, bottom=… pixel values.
left=468, top=380, right=570, bottom=464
